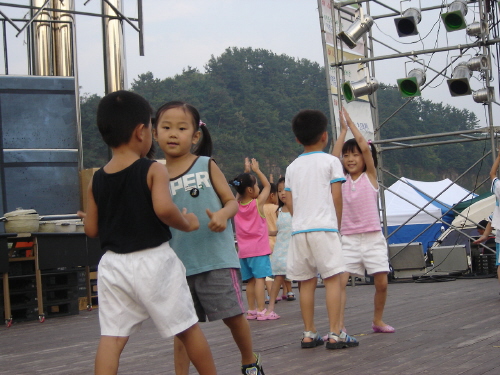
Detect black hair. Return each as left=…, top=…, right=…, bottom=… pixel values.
left=477, top=219, right=489, bottom=229
left=276, top=177, right=286, bottom=209
left=341, top=138, right=378, bottom=172
left=96, top=90, right=152, bottom=148
left=291, top=109, right=328, bottom=146
left=259, top=182, right=277, bottom=195
left=229, top=173, right=256, bottom=196
left=154, top=101, right=213, bottom=157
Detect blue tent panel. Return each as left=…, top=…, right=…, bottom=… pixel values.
left=386, top=223, right=443, bottom=253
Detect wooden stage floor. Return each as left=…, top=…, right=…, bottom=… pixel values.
left=1, top=276, right=500, bottom=374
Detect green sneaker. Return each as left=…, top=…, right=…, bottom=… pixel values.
left=241, top=353, right=264, bottom=375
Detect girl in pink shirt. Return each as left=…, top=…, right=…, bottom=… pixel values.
left=333, top=108, right=394, bottom=334
left=230, top=158, right=273, bottom=320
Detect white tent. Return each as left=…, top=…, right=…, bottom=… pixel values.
left=451, top=195, right=495, bottom=229
left=383, top=178, right=476, bottom=251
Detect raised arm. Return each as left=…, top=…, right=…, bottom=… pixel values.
left=490, top=151, right=500, bottom=180
left=252, top=158, right=270, bottom=212
left=342, top=108, right=377, bottom=184
left=332, top=110, right=348, bottom=158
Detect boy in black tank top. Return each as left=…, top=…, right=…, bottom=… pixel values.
left=79, top=91, right=216, bottom=375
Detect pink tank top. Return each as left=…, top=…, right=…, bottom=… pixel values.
left=341, top=173, right=381, bottom=235
left=234, top=199, right=272, bottom=259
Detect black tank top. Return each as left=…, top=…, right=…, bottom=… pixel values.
left=92, top=158, right=172, bottom=254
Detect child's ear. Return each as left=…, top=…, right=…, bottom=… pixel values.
left=192, top=130, right=201, bottom=145
left=135, top=123, right=146, bottom=141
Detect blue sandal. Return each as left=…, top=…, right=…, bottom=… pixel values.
left=325, top=331, right=359, bottom=349
left=301, top=331, right=324, bottom=348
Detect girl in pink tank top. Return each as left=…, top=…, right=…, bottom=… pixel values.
left=332, top=108, right=394, bottom=335
left=230, top=158, right=273, bottom=320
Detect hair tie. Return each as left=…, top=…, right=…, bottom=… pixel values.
left=199, top=120, right=206, bottom=128
left=233, top=180, right=240, bottom=186
left=367, top=140, right=372, bottom=144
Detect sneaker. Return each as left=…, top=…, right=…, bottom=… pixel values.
left=241, top=352, right=264, bottom=375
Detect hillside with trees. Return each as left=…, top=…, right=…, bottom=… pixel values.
left=80, top=47, right=491, bottom=193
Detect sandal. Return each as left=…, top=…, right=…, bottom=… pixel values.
left=301, top=331, right=324, bottom=348
left=372, top=323, right=395, bottom=333
left=325, top=331, right=359, bottom=349
left=257, top=311, right=280, bottom=321
left=287, top=292, right=296, bottom=301
left=246, top=310, right=257, bottom=320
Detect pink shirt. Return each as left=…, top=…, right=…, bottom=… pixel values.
left=341, top=173, right=381, bottom=235
left=234, top=199, right=272, bottom=259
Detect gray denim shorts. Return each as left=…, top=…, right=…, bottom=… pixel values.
left=186, top=268, right=245, bottom=322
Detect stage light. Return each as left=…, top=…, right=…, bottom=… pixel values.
left=397, top=68, right=426, bottom=98
left=338, top=8, right=374, bottom=49
left=441, top=0, right=468, bottom=32
left=394, top=8, right=422, bottom=37
left=342, top=77, right=379, bottom=103
left=466, top=55, right=489, bottom=72
left=466, top=20, right=488, bottom=38
left=472, top=87, right=495, bottom=103
left=447, top=62, right=472, bottom=97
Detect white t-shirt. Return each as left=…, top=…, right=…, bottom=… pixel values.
left=491, top=178, right=500, bottom=243
left=285, top=151, right=345, bottom=235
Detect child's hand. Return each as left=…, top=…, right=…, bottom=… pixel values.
left=244, top=157, right=251, bottom=173
left=182, top=208, right=199, bottom=232
left=339, top=108, right=348, bottom=132
left=250, top=158, right=260, bottom=172
left=341, top=108, right=355, bottom=130
left=206, top=209, right=227, bottom=232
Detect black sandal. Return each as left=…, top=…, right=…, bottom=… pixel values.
left=301, top=331, right=324, bottom=348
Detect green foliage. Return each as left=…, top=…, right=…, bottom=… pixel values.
left=80, top=47, right=490, bottom=193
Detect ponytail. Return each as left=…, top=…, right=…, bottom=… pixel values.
left=193, top=123, right=213, bottom=157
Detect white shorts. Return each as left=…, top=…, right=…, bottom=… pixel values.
left=98, top=242, right=198, bottom=338
left=342, top=231, right=390, bottom=276
left=287, top=231, right=345, bottom=280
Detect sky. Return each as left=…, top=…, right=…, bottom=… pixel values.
left=1, top=1, right=498, bottom=128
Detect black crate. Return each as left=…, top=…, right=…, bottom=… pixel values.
left=7, top=277, right=36, bottom=292
left=8, top=261, right=35, bottom=276
left=11, top=306, right=38, bottom=322
left=77, top=285, right=87, bottom=297
left=9, top=290, right=37, bottom=307
left=44, top=300, right=79, bottom=318
left=76, top=269, right=86, bottom=286
left=43, top=287, right=77, bottom=303
left=42, top=272, right=78, bottom=289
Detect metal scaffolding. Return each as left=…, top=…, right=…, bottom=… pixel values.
left=327, top=0, right=500, bottom=259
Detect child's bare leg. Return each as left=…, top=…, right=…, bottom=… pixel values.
left=176, top=323, right=217, bottom=375
left=223, top=314, right=255, bottom=365
left=284, top=279, right=292, bottom=296
left=265, top=277, right=273, bottom=299
left=246, top=278, right=256, bottom=310
left=95, top=336, right=128, bottom=375
left=266, top=275, right=284, bottom=314
left=255, top=277, right=266, bottom=312
left=299, top=277, right=317, bottom=342
left=373, top=272, right=388, bottom=326
left=323, top=274, right=342, bottom=341
left=339, top=272, right=350, bottom=331
left=173, top=336, right=191, bottom=375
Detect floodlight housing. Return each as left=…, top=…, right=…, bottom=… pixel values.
left=473, top=87, right=495, bottom=103
left=338, top=9, right=374, bottom=49
left=441, top=0, right=468, bottom=32
left=394, top=8, right=422, bottom=37
left=466, top=21, right=488, bottom=37
left=342, top=77, right=379, bottom=103
left=466, top=55, right=489, bottom=72
left=447, top=62, right=472, bottom=97
left=397, top=68, right=426, bottom=98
